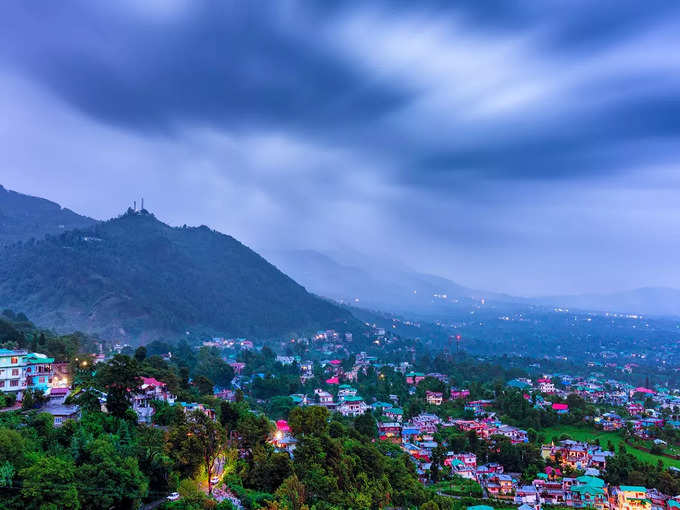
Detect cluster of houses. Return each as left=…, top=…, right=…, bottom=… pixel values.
left=506, top=374, right=680, bottom=441
left=540, top=439, right=614, bottom=473
left=481, top=474, right=680, bottom=510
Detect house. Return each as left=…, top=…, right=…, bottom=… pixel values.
left=337, top=396, right=368, bottom=416
left=338, top=384, right=358, bottom=399
left=0, top=349, right=50, bottom=398
left=450, top=388, right=470, bottom=400
left=552, top=403, right=569, bottom=414
left=426, top=391, right=443, bottom=406
left=615, top=486, right=651, bottom=510
left=228, top=362, right=246, bottom=375
left=178, top=402, right=216, bottom=420
left=516, top=485, right=540, bottom=506
left=405, top=372, right=425, bottom=385
left=570, top=476, right=608, bottom=510
left=445, top=452, right=477, bottom=471
left=42, top=404, right=81, bottom=426
left=272, top=420, right=297, bottom=453
left=314, top=389, right=335, bottom=407
left=537, top=378, right=555, bottom=394
left=485, top=474, right=516, bottom=498
left=507, top=378, right=532, bottom=390
left=627, top=402, right=645, bottom=416
left=23, top=353, right=54, bottom=395
left=378, top=422, right=402, bottom=443
left=384, top=407, right=404, bottom=422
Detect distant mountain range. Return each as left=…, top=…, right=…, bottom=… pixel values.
left=0, top=204, right=354, bottom=341
left=531, top=287, right=680, bottom=318
left=0, top=185, right=96, bottom=245
left=267, top=249, right=680, bottom=319
left=1, top=183, right=679, bottom=338
left=265, top=249, right=516, bottom=315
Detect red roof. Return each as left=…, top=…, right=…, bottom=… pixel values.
left=538, top=378, right=552, bottom=383
left=634, top=387, right=655, bottom=394
left=276, top=420, right=290, bottom=432
left=552, top=403, right=569, bottom=411
left=326, top=376, right=339, bottom=384
left=329, top=359, right=341, bottom=366
left=141, top=377, right=165, bottom=387
left=50, top=387, right=69, bottom=396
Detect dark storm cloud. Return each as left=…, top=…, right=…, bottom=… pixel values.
left=0, top=2, right=406, bottom=132
left=1, top=0, right=680, bottom=294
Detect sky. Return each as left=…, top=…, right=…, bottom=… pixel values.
left=1, top=1, right=679, bottom=296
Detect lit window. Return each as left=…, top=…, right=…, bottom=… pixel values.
left=10, top=357, right=18, bottom=364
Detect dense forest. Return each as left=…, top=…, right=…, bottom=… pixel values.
left=0, top=210, right=355, bottom=341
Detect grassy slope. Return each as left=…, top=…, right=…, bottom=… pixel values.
left=541, top=424, right=680, bottom=469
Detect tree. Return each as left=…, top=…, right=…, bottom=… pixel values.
left=21, top=389, right=35, bottom=410
left=275, top=474, right=307, bottom=510
left=194, top=375, right=214, bottom=396
left=354, top=412, right=377, bottom=439
left=171, top=410, right=226, bottom=495
left=134, top=345, right=147, bottom=363
left=288, top=406, right=329, bottom=436
left=20, top=456, right=80, bottom=510
left=76, top=437, right=148, bottom=509
left=96, top=354, right=141, bottom=418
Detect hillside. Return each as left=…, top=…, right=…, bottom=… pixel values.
left=0, top=210, right=354, bottom=341
left=0, top=184, right=96, bottom=245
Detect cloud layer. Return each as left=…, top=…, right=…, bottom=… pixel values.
left=1, top=1, right=680, bottom=294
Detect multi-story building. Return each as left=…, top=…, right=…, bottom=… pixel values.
left=0, top=349, right=54, bottom=399
left=24, top=353, right=54, bottom=394
left=614, top=486, right=651, bottom=510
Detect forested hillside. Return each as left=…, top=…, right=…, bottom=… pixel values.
left=0, top=209, right=354, bottom=341
left=0, top=184, right=96, bottom=245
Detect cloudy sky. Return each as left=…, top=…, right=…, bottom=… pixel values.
left=1, top=1, right=679, bottom=295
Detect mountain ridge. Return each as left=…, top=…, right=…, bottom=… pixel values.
left=0, top=184, right=97, bottom=245
left=0, top=209, right=355, bottom=341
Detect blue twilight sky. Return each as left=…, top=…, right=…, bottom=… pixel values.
left=1, top=1, right=679, bottom=295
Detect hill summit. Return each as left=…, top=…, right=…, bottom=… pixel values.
left=0, top=209, right=353, bottom=341
left=0, top=184, right=96, bottom=245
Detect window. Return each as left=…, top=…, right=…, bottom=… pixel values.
left=39, top=377, right=45, bottom=383
left=10, top=357, right=18, bottom=364
left=0, top=380, right=4, bottom=387
left=10, top=380, right=18, bottom=387
left=11, top=369, right=19, bottom=376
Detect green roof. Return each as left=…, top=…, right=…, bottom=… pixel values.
left=619, top=486, right=647, bottom=493
left=577, top=476, right=605, bottom=487
left=572, top=485, right=605, bottom=496
left=342, top=396, right=364, bottom=402
left=387, top=407, right=403, bottom=414
left=467, top=506, right=494, bottom=510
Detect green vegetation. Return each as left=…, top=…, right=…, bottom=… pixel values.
left=0, top=184, right=96, bottom=246
left=542, top=424, right=680, bottom=469
left=0, top=210, right=356, bottom=341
